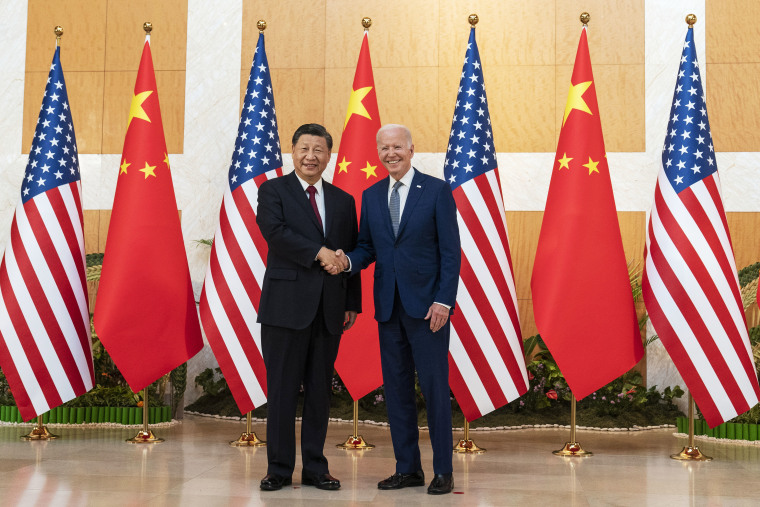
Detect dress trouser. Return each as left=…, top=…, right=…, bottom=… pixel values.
left=261, top=302, right=341, bottom=478
left=378, top=289, right=453, bottom=475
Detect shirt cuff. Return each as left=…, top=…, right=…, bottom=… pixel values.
left=434, top=302, right=451, bottom=309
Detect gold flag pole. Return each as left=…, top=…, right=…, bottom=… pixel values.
left=671, top=392, right=712, bottom=461
left=127, top=388, right=164, bottom=443
left=454, top=420, right=486, bottom=453
left=553, top=394, right=592, bottom=456
left=230, top=411, right=266, bottom=446
left=337, top=400, right=374, bottom=449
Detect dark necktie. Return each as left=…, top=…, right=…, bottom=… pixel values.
left=390, top=180, right=402, bottom=237
left=306, top=185, right=323, bottom=230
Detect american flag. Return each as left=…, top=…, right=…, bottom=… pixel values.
left=642, top=26, right=760, bottom=427
left=443, top=28, right=529, bottom=421
left=0, top=46, right=94, bottom=422
left=198, top=33, right=282, bottom=415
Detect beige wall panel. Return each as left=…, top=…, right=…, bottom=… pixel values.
left=438, top=0, right=555, bottom=67
left=104, top=0, right=188, bottom=72
left=241, top=0, right=326, bottom=70
left=22, top=71, right=105, bottom=155
left=555, top=0, right=644, bottom=65
left=706, top=0, right=760, bottom=63
left=727, top=212, right=760, bottom=272
left=706, top=63, right=760, bottom=152
left=618, top=211, right=646, bottom=267
left=325, top=0, right=439, bottom=69
left=101, top=71, right=185, bottom=154
left=25, top=0, right=107, bottom=72
left=269, top=68, right=326, bottom=149
left=83, top=210, right=100, bottom=254
left=555, top=64, right=644, bottom=152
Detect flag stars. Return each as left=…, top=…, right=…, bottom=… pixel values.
left=691, top=164, right=700, bottom=174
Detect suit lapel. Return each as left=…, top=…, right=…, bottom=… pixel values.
left=375, top=177, right=395, bottom=239
left=396, top=169, right=424, bottom=239
left=322, top=181, right=336, bottom=238
left=284, top=172, right=323, bottom=236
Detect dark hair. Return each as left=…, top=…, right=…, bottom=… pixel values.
left=292, top=123, right=333, bottom=150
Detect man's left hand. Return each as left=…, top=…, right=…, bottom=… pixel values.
left=344, top=311, right=357, bottom=331
left=424, top=303, right=449, bottom=333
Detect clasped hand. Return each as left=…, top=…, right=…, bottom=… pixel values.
left=318, top=247, right=348, bottom=275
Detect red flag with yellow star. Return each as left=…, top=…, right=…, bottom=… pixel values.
left=93, top=38, right=202, bottom=392
left=530, top=27, right=643, bottom=400
left=332, top=31, right=387, bottom=400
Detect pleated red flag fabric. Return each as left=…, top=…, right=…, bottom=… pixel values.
left=332, top=31, right=387, bottom=400
left=93, top=37, right=202, bottom=392
left=531, top=26, right=644, bottom=400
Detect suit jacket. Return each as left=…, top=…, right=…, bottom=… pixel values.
left=256, top=171, right=361, bottom=335
left=348, top=169, right=460, bottom=322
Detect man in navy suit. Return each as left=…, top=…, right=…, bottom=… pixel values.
left=334, top=124, right=461, bottom=495
left=256, top=123, right=360, bottom=491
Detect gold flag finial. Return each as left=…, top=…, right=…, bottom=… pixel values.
left=55, top=26, right=63, bottom=46
left=257, top=20, right=267, bottom=33
left=143, top=22, right=153, bottom=34
left=362, top=17, right=372, bottom=31
left=468, top=14, right=479, bottom=27
left=580, top=12, right=590, bottom=26
left=686, top=14, right=697, bottom=27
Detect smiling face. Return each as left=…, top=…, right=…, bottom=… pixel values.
left=292, top=134, right=331, bottom=184
left=377, top=126, right=414, bottom=180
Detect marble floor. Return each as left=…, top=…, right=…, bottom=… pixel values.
left=0, top=415, right=759, bottom=506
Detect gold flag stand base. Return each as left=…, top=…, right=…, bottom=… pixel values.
left=553, top=395, right=592, bottom=457
left=126, top=429, right=164, bottom=444
left=453, top=420, right=486, bottom=453
left=553, top=441, right=592, bottom=457
left=337, top=400, right=374, bottom=450
left=230, top=412, right=266, bottom=446
left=21, top=418, right=58, bottom=441
left=670, top=445, right=712, bottom=461
left=670, top=394, right=712, bottom=461
left=126, top=390, right=164, bottom=444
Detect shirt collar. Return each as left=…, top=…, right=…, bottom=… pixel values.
left=294, top=172, right=323, bottom=194
left=390, top=167, right=415, bottom=189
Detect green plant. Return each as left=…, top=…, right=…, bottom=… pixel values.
left=195, top=367, right=228, bottom=396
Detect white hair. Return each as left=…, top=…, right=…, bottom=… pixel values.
left=376, top=124, right=413, bottom=147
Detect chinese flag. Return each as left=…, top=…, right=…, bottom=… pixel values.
left=332, top=31, right=387, bottom=400
left=530, top=27, right=643, bottom=399
left=93, top=38, right=203, bottom=392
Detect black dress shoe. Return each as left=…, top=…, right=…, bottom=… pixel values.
left=260, top=473, right=292, bottom=491
left=302, top=472, right=341, bottom=490
left=377, top=470, right=425, bottom=490
left=427, top=473, right=454, bottom=495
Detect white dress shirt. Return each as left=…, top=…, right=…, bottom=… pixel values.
left=294, top=173, right=325, bottom=234
left=387, top=167, right=416, bottom=219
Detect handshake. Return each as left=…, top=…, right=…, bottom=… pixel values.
left=317, top=247, right=349, bottom=275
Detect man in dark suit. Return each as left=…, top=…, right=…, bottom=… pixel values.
left=335, top=124, right=461, bottom=495
left=256, top=123, right=360, bottom=491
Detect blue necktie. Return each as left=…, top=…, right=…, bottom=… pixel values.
left=389, top=180, right=402, bottom=237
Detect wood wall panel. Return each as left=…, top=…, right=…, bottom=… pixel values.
left=706, top=64, right=760, bottom=152
left=555, top=0, right=644, bottom=65
left=325, top=0, right=440, bottom=69
left=727, top=212, right=760, bottom=271
left=706, top=0, right=760, bottom=64
left=241, top=0, right=326, bottom=70
left=270, top=69, right=326, bottom=148
left=24, top=0, right=187, bottom=155
left=101, top=70, right=185, bottom=154
left=25, top=0, right=107, bottom=72
left=104, top=0, right=188, bottom=71
left=438, top=1, right=556, bottom=67
left=22, top=71, right=106, bottom=156
left=555, top=64, right=644, bottom=152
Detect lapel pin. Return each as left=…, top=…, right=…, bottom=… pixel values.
left=416, top=185, right=422, bottom=188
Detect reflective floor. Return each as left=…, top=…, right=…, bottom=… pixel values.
left=1, top=415, right=759, bottom=506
